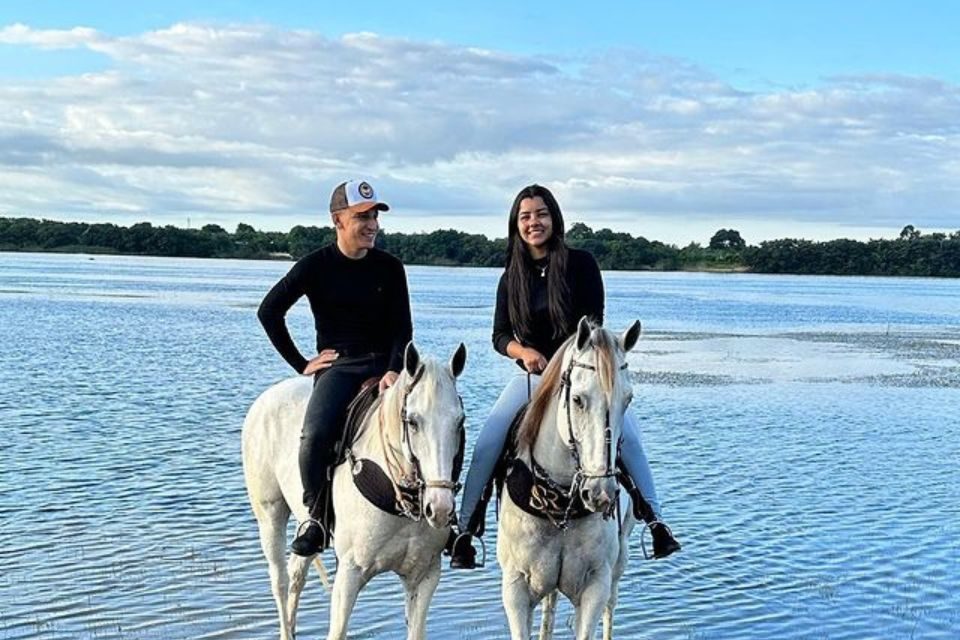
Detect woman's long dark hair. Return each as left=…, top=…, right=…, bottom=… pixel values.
left=505, top=184, right=573, bottom=342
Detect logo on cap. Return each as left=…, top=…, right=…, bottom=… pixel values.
left=358, top=182, right=374, bottom=199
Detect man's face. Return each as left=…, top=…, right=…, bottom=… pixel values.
left=335, top=207, right=380, bottom=253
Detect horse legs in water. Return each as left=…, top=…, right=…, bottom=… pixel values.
left=326, top=561, right=368, bottom=640
left=602, top=580, right=620, bottom=640
left=402, top=558, right=442, bottom=640
left=285, top=552, right=312, bottom=638
left=538, top=591, right=558, bottom=640
left=573, top=568, right=613, bottom=640
left=251, top=498, right=295, bottom=640
left=502, top=571, right=536, bottom=640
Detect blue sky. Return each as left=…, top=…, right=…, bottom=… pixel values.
left=6, top=1, right=959, bottom=86
left=1, top=1, right=958, bottom=243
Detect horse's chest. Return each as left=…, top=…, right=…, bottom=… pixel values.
left=347, top=524, right=445, bottom=572
left=498, top=499, right=617, bottom=597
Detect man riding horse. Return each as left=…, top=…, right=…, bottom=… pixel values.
left=257, top=179, right=413, bottom=556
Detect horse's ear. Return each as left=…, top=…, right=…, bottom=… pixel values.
left=450, top=342, right=467, bottom=378
left=575, top=315, right=592, bottom=351
left=620, top=320, right=642, bottom=353
left=404, top=341, right=420, bottom=377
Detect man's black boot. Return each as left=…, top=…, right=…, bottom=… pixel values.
left=292, top=484, right=332, bottom=557
left=291, top=518, right=329, bottom=556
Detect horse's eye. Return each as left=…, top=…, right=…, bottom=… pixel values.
left=407, top=418, right=419, bottom=431
left=572, top=395, right=584, bottom=409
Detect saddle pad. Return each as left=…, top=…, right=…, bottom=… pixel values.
left=350, top=457, right=420, bottom=518
left=504, top=458, right=591, bottom=525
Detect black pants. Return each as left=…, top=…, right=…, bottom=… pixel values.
left=300, top=353, right=388, bottom=511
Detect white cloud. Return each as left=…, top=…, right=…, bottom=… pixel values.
left=1, top=21, right=958, bottom=244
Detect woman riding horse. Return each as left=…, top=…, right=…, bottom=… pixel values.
left=451, top=184, right=681, bottom=568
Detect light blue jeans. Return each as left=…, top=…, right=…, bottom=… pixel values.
left=458, top=373, right=662, bottom=531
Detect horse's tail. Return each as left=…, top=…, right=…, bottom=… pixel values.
left=313, top=556, right=333, bottom=592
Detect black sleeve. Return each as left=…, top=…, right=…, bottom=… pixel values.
left=576, top=251, right=605, bottom=326
left=387, top=261, right=414, bottom=372
left=257, top=260, right=310, bottom=374
left=492, top=272, right=514, bottom=356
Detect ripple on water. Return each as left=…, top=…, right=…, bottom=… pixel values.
left=2, top=257, right=959, bottom=639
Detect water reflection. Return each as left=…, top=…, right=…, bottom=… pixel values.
left=1, top=253, right=958, bottom=639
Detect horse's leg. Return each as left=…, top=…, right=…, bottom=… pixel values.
left=326, top=561, right=367, bottom=640
left=573, top=569, right=613, bottom=640
left=285, top=552, right=312, bottom=638
left=502, top=571, right=535, bottom=640
left=602, top=581, right=620, bottom=640
left=538, top=591, right=558, bottom=640
left=402, top=557, right=441, bottom=640
left=252, top=499, right=294, bottom=640
left=604, top=510, right=632, bottom=640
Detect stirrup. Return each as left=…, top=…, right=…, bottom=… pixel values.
left=293, top=518, right=329, bottom=549
left=295, top=517, right=321, bottom=534
left=639, top=519, right=673, bottom=561
left=452, top=531, right=487, bottom=568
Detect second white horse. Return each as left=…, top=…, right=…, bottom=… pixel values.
left=497, top=318, right=640, bottom=640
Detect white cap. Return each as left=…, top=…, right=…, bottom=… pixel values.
left=329, top=180, right=390, bottom=214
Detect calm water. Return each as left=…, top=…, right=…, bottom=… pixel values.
left=1, top=252, right=958, bottom=640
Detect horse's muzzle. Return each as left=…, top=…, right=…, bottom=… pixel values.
left=581, top=477, right=618, bottom=515
left=423, top=487, right=455, bottom=529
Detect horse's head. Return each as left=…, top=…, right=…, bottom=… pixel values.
left=394, top=341, right=467, bottom=529
left=555, top=317, right=642, bottom=515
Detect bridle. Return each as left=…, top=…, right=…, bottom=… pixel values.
left=540, top=354, right=629, bottom=527
left=381, top=365, right=464, bottom=522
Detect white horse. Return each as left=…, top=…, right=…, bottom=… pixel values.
left=497, top=318, right=641, bottom=640
left=242, top=342, right=467, bottom=640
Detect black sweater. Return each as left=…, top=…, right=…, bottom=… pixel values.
left=258, top=244, right=413, bottom=373
left=492, top=248, right=604, bottom=366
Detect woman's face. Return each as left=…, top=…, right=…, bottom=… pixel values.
left=516, top=196, right=553, bottom=256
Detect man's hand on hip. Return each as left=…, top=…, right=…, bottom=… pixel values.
left=302, top=349, right=339, bottom=375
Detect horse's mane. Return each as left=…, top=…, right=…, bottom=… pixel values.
left=517, top=321, right=621, bottom=449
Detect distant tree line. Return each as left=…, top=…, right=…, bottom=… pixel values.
left=744, top=225, right=960, bottom=277
left=1, top=216, right=958, bottom=277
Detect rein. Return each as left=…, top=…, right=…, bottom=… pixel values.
left=376, top=366, right=464, bottom=522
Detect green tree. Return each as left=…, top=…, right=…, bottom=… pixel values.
left=709, top=228, right=746, bottom=250
left=899, top=225, right=921, bottom=241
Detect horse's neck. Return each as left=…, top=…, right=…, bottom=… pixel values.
left=529, top=395, right=577, bottom=485
left=352, top=391, right=415, bottom=477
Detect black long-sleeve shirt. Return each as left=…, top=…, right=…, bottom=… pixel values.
left=492, top=248, right=604, bottom=366
left=258, top=244, right=413, bottom=374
